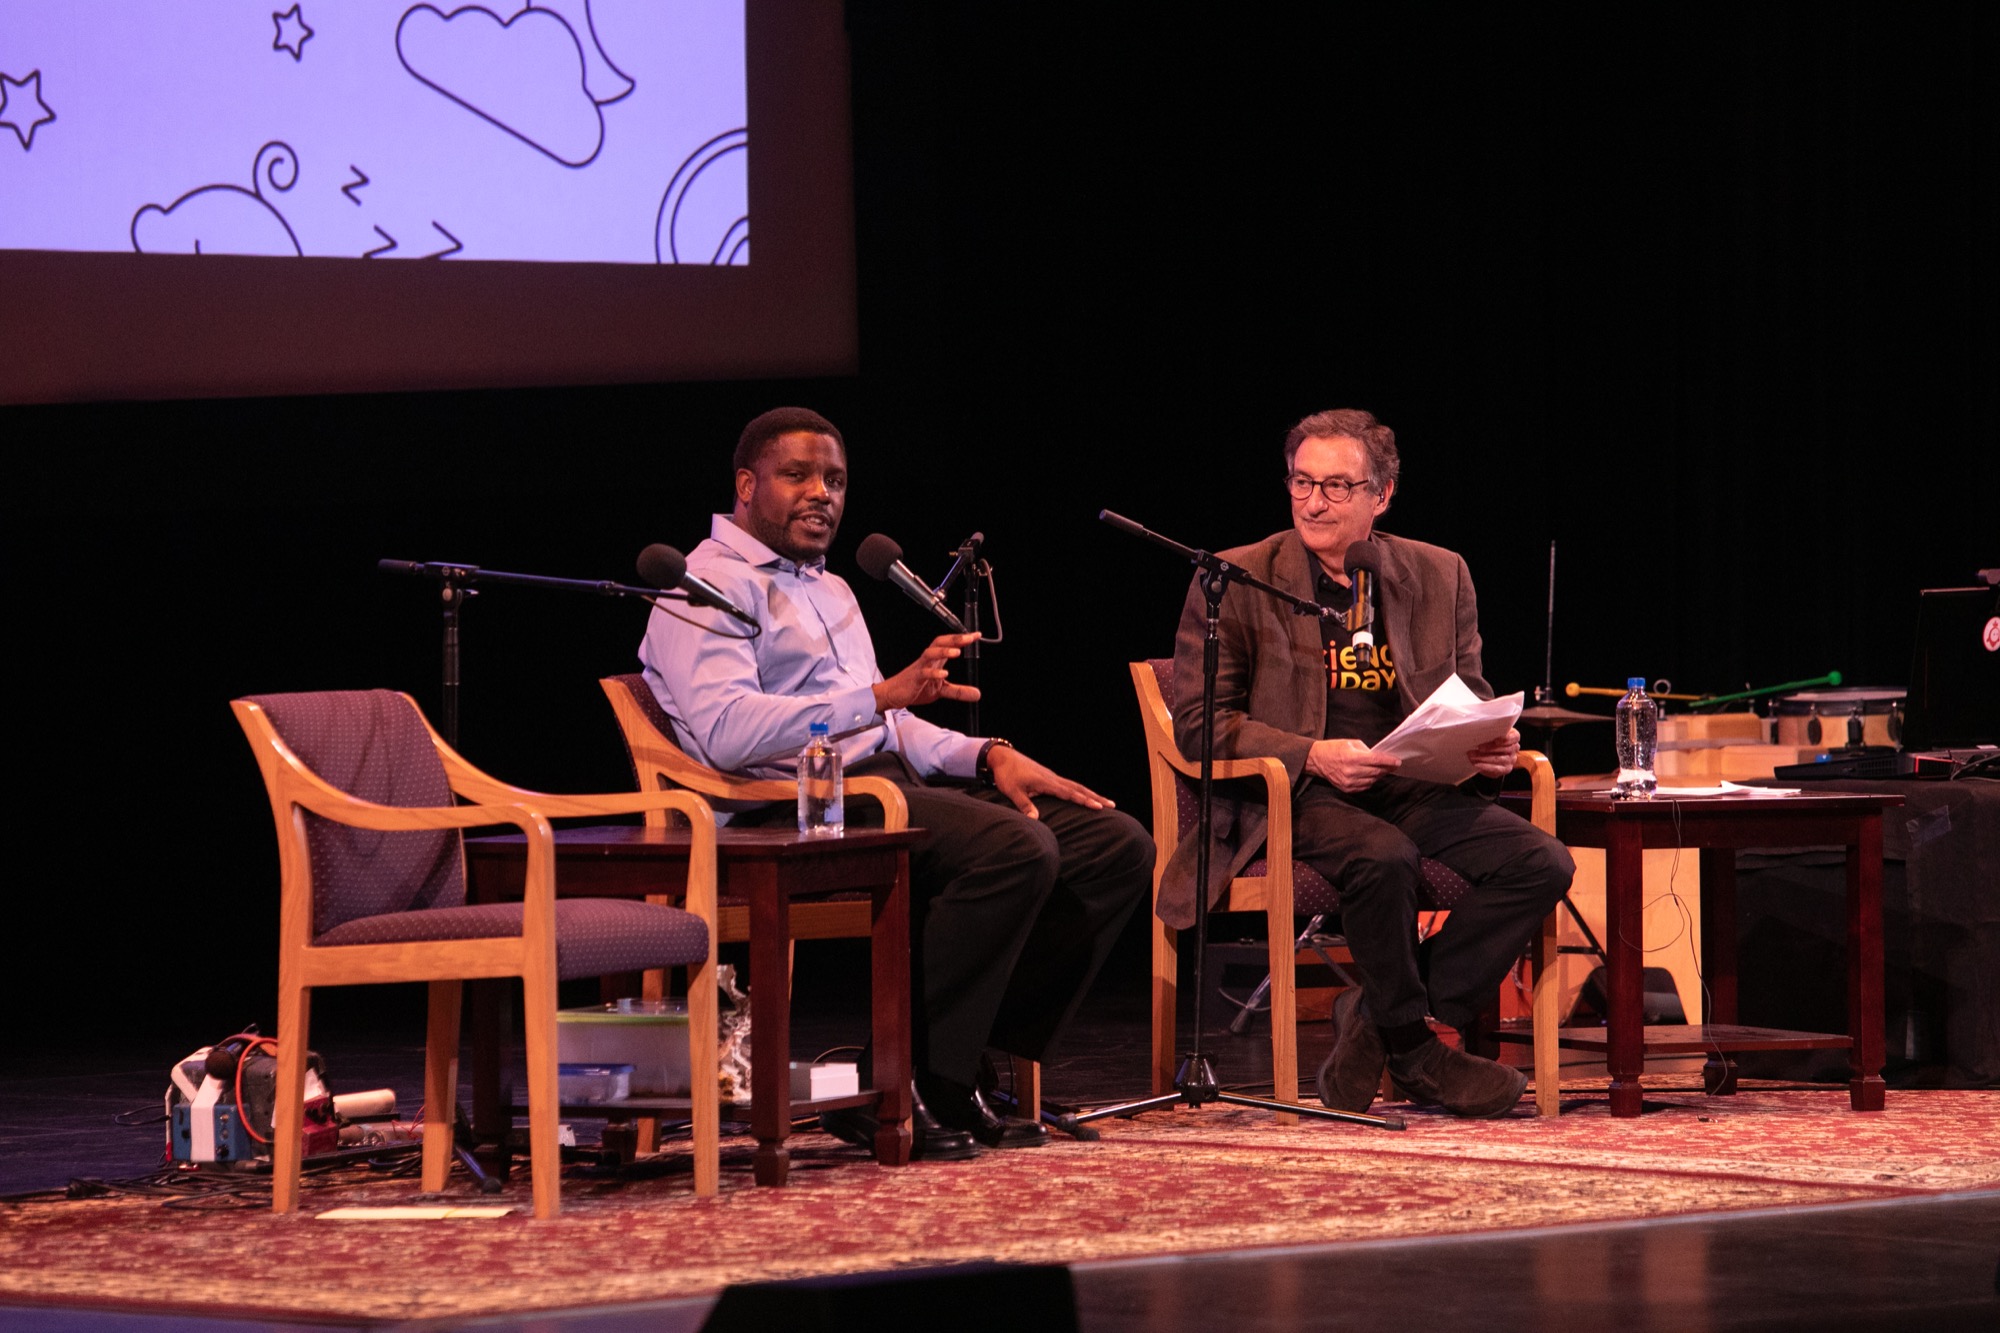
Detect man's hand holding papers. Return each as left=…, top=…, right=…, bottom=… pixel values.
left=1370, top=675, right=1525, bottom=786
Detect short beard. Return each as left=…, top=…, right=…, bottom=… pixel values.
left=747, top=511, right=833, bottom=564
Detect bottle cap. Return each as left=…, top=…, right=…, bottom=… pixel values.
left=1627, top=677, right=1646, bottom=689
left=809, top=722, right=830, bottom=736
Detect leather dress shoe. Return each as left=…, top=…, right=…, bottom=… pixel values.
left=916, top=1074, right=1049, bottom=1149
left=820, top=1081, right=980, bottom=1161
left=1315, top=986, right=1386, bottom=1113
left=1386, top=1038, right=1527, bottom=1118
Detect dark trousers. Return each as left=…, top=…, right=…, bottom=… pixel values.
left=743, top=756, right=1152, bottom=1086
left=1291, top=776, right=1574, bottom=1031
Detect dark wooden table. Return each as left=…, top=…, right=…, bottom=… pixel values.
left=1545, top=790, right=1902, bottom=1117
left=465, top=824, right=920, bottom=1185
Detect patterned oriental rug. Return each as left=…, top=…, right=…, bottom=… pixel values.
left=4, top=1085, right=1996, bottom=1324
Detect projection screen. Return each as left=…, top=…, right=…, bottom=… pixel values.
left=0, top=0, right=856, bottom=403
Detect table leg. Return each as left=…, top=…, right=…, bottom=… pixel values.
left=870, top=848, right=914, bottom=1166
left=745, top=863, right=793, bottom=1185
left=1605, top=823, right=1646, bottom=1117
left=467, top=977, right=512, bottom=1180
left=1699, top=846, right=1739, bottom=1096
left=1847, top=815, right=1887, bottom=1111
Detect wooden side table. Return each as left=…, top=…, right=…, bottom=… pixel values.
left=466, top=824, right=920, bottom=1185
left=1542, top=790, right=1901, bottom=1117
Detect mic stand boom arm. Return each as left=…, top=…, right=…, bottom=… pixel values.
left=1096, top=510, right=1335, bottom=620
left=378, top=558, right=693, bottom=749
left=1064, top=514, right=1401, bottom=1132
left=378, top=558, right=680, bottom=603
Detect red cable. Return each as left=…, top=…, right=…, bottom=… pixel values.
left=225, top=1035, right=282, bottom=1145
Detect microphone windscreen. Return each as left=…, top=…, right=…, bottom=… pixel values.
left=856, top=533, right=903, bottom=582
left=637, top=543, right=687, bottom=590
left=1344, top=540, right=1381, bottom=575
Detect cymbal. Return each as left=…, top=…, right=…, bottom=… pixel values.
left=1519, top=704, right=1608, bottom=726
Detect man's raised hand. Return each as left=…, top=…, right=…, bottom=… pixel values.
left=874, top=632, right=981, bottom=712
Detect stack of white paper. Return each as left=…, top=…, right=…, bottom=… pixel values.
left=1653, top=781, right=1802, bottom=798
left=1370, top=675, right=1523, bottom=785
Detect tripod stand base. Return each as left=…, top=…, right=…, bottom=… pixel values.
left=1060, top=1052, right=1406, bottom=1132
left=988, top=1085, right=1101, bottom=1141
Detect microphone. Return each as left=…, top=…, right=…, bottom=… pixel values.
left=856, top=533, right=968, bottom=632
left=636, top=543, right=758, bottom=628
left=1344, top=541, right=1380, bottom=661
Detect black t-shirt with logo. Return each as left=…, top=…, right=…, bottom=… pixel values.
left=1314, top=567, right=1403, bottom=746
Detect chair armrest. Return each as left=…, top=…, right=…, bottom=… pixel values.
left=445, top=784, right=720, bottom=825
left=1157, top=744, right=1291, bottom=798
left=257, top=734, right=555, bottom=839
left=1514, top=749, right=1555, bottom=835
left=449, top=762, right=907, bottom=834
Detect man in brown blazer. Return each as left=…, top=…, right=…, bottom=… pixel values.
left=1164, top=408, right=1573, bottom=1117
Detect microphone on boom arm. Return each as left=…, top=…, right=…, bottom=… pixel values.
left=856, top=533, right=968, bottom=632
left=636, top=543, right=758, bottom=628
left=1344, top=540, right=1380, bottom=665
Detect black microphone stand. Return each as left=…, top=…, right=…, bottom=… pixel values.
left=1066, top=514, right=1404, bottom=1132
left=932, top=535, right=988, bottom=735
left=376, top=557, right=694, bottom=1190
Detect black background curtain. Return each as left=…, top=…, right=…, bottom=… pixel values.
left=9, top=3, right=1993, bottom=1035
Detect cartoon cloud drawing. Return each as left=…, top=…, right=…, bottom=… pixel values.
left=529, top=0, right=633, bottom=105
left=130, top=142, right=304, bottom=256
left=655, top=129, right=748, bottom=265
left=397, top=5, right=604, bottom=167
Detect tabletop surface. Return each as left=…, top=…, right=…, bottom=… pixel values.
left=1551, top=789, right=1905, bottom=817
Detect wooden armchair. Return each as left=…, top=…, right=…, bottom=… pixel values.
left=1133, top=660, right=1563, bottom=1118
left=599, top=674, right=1046, bottom=1119
left=234, top=689, right=721, bottom=1220
left=600, top=673, right=905, bottom=942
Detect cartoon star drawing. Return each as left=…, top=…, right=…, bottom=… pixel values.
left=273, top=6, right=315, bottom=62
left=0, top=69, right=57, bottom=151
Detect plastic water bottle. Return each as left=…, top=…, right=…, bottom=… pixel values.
left=797, top=723, right=844, bottom=836
left=1614, top=677, right=1659, bottom=799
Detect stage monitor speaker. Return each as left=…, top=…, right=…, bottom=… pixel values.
left=701, top=1262, right=1078, bottom=1332
left=1568, top=965, right=1689, bottom=1026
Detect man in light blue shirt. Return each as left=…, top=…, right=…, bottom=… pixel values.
left=641, top=408, right=1152, bottom=1154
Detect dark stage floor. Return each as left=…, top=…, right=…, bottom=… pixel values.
left=5, top=948, right=1996, bottom=1332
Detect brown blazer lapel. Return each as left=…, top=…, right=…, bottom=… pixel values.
left=1271, top=534, right=1328, bottom=741
left=1375, top=536, right=1423, bottom=713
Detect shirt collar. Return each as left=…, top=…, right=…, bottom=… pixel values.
left=708, top=514, right=828, bottom=577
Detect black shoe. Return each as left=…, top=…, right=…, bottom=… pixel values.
left=917, top=1074, right=1050, bottom=1149
left=1386, top=1039, right=1527, bottom=1118
left=820, top=1082, right=980, bottom=1161
left=1315, top=986, right=1386, bottom=1113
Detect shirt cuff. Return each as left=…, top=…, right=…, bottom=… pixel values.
left=937, top=733, right=986, bottom=781
left=833, top=683, right=880, bottom=734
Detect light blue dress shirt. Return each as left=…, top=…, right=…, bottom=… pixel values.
left=640, top=517, right=984, bottom=811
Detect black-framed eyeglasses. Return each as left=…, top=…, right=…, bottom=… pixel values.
left=1285, top=473, right=1374, bottom=503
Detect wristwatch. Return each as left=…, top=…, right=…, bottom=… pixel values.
left=976, top=738, right=1014, bottom=784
